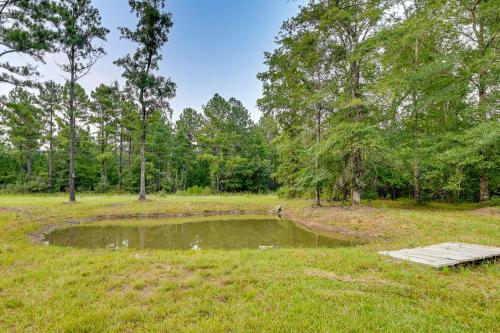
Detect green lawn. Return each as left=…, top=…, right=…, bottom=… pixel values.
left=0, top=195, right=499, bottom=332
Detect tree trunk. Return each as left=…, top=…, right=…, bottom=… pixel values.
left=352, top=147, right=362, bottom=205
left=48, top=108, right=54, bottom=191
left=479, top=173, right=489, bottom=202
left=352, top=188, right=361, bottom=205
left=412, top=98, right=421, bottom=204
left=118, top=122, right=123, bottom=190
left=138, top=106, right=147, bottom=200
left=68, top=48, right=76, bottom=203
left=27, top=147, right=32, bottom=184
left=350, top=60, right=362, bottom=205
left=138, top=52, right=153, bottom=200
left=413, top=158, right=421, bottom=203
left=413, top=38, right=422, bottom=204
left=139, top=101, right=147, bottom=200
left=100, top=121, right=106, bottom=182
left=128, top=138, right=132, bottom=168
left=215, top=143, right=221, bottom=193
left=474, top=6, right=489, bottom=202
left=314, top=104, right=321, bottom=206
left=180, top=162, right=186, bottom=191
left=19, top=155, right=24, bottom=193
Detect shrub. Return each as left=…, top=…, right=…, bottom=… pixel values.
left=176, top=185, right=213, bottom=196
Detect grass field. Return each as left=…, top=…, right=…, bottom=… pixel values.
left=0, top=194, right=499, bottom=332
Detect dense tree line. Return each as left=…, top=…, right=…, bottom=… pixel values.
left=0, top=0, right=498, bottom=204
left=0, top=0, right=274, bottom=200
left=258, top=0, right=498, bottom=204
left=0, top=82, right=274, bottom=194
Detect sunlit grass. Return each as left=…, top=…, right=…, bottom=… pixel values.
left=0, top=195, right=498, bottom=332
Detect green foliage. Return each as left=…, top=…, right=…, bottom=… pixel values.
left=0, top=0, right=59, bottom=86
left=175, top=185, right=213, bottom=196
left=0, top=0, right=498, bottom=203
left=257, top=0, right=499, bottom=203
left=199, top=94, right=273, bottom=193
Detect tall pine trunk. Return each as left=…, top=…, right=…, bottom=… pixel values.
left=215, top=143, right=221, bottom=193
left=412, top=101, right=421, bottom=204
left=68, top=47, right=76, bottom=202
left=478, top=74, right=489, bottom=201
left=139, top=110, right=146, bottom=200
left=19, top=151, right=24, bottom=193
left=27, top=147, right=32, bottom=187
left=137, top=53, right=153, bottom=201
left=314, top=104, right=321, bottom=206
left=413, top=38, right=422, bottom=204
left=128, top=138, right=132, bottom=167
left=100, top=123, right=106, bottom=182
left=118, top=129, right=123, bottom=190
left=350, top=60, right=362, bottom=205
left=476, top=7, right=489, bottom=202
left=48, top=107, right=54, bottom=191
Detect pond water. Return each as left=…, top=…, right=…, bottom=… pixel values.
left=44, top=218, right=359, bottom=250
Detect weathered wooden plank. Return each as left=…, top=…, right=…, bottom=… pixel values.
left=432, top=247, right=495, bottom=258
left=380, top=250, right=458, bottom=266
left=434, top=243, right=500, bottom=255
left=379, top=242, right=500, bottom=268
left=381, top=252, right=454, bottom=267
left=408, top=248, right=476, bottom=261
left=395, top=250, right=459, bottom=264
left=439, top=242, right=499, bottom=251
left=429, top=243, right=494, bottom=252
left=430, top=245, right=499, bottom=257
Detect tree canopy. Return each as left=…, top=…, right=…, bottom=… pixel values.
left=0, top=0, right=497, bottom=203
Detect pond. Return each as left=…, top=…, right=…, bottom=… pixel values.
left=43, top=217, right=360, bottom=250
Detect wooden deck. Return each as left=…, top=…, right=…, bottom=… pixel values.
left=379, top=242, right=500, bottom=268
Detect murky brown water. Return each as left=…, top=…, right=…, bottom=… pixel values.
left=44, top=218, right=359, bottom=250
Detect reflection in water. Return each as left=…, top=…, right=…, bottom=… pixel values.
left=45, top=218, right=359, bottom=250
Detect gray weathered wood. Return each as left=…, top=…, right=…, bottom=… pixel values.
left=379, top=242, right=500, bottom=268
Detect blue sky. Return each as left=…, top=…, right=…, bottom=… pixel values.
left=30, top=0, right=304, bottom=120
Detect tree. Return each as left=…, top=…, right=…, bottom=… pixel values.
left=90, top=83, right=119, bottom=190
left=317, top=0, right=391, bottom=205
left=116, top=94, right=138, bottom=190
left=175, top=107, right=203, bottom=190
left=258, top=4, right=340, bottom=205
left=57, top=0, right=108, bottom=202
left=60, top=82, right=90, bottom=191
left=1, top=87, right=43, bottom=191
left=146, top=109, right=174, bottom=192
left=200, top=94, right=231, bottom=192
left=115, top=0, right=176, bottom=200
left=376, top=0, right=460, bottom=203
left=37, top=80, right=62, bottom=191
left=200, top=94, right=271, bottom=192
left=449, top=0, right=499, bottom=201
left=0, top=0, right=58, bottom=86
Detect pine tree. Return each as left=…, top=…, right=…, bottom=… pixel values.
left=57, top=0, right=108, bottom=202
left=1, top=87, right=43, bottom=191
left=115, top=0, right=176, bottom=200
left=0, top=0, right=58, bottom=86
left=37, top=80, right=63, bottom=191
left=90, top=83, right=119, bottom=191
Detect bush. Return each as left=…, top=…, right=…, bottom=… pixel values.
left=487, top=195, right=500, bottom=207
left=95, top=179, right=111, bottom=193
left=276, top=186, right=302, bottom=199
left=176, top=185, right=213, bottom=196
left=27, top=177, right=51, bottom=192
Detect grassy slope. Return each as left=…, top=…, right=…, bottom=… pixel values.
left=0, top=194, right=498, bottom=332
